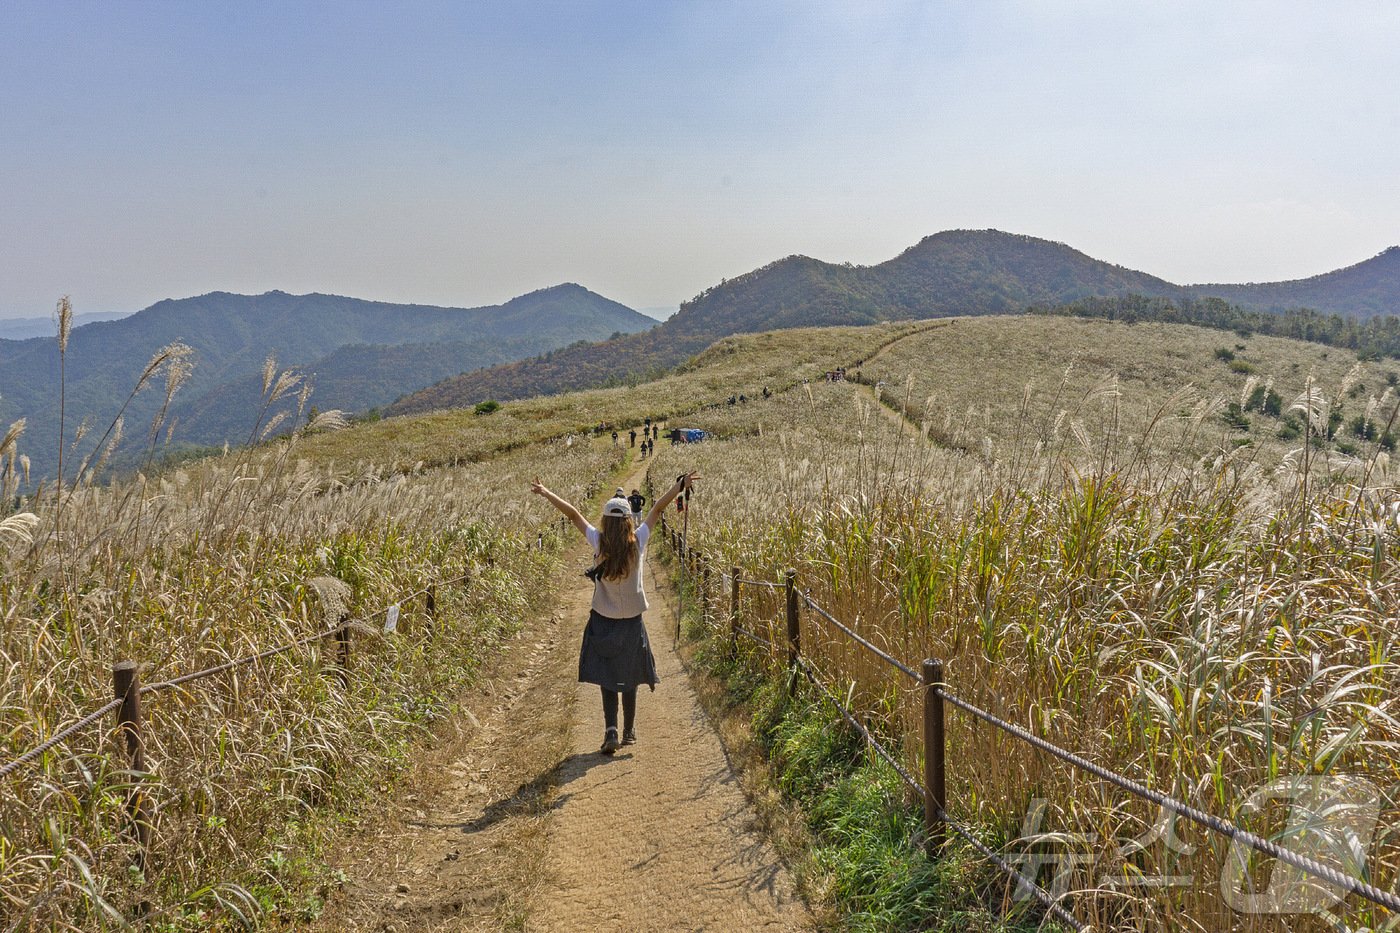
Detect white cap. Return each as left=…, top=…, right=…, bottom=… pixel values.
left=602, top=497, right=632, bottom=518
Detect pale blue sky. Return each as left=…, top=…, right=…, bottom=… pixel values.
left=1, top=1, right=1397, bottom=318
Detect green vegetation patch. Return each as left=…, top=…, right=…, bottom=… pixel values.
left=688, top=628, right=1053, bottom=933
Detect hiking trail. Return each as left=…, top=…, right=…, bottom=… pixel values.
left=310, top=459, right=809, bottom=932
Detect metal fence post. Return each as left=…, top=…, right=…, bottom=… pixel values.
left=923, top=658, right=946, bottom=855
left=425, top=582, right=437, bottom=639
left=785, top=569, right=799, bottom=694
left=112, top=661, right=151, bottom=866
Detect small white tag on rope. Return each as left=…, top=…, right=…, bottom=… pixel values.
left=384, top=604, right=400, bottom=634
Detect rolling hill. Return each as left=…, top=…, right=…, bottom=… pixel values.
left=1191, top=245, right=1400, bottom=318
left=0, top=284, right=654, bottom=479
left=389, top=230, right=1400, bottom=417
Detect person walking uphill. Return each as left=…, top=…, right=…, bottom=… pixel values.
left=531, top=471, right=699, bottom=755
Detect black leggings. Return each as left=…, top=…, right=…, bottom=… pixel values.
left=600, top=687, right=637, bottom=731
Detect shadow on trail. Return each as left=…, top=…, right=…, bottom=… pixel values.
left=408, top=750, right=633, bottom=836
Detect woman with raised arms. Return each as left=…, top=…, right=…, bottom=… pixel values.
left=530, top=470, right=699, bottom=754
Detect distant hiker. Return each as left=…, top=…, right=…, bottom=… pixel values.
left=612, top=430, right=619, bottom=447
left=530, top=472, right=699, bottom=754
left=628, top=488, right=646, bottom=526
left=738, top=394, right=746, bottom=404
left=762, top=386, right=771, bottom=399
left=629, top=428, right=637, bottom=447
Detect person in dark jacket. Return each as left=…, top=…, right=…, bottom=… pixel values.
left=531, top=471, right=698, bottom=753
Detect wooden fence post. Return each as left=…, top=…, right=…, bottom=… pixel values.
left=425, top=583, right=437, bottom=638
left=702, top=563, right=712, bottom=627
left=923, top=658, right=946, bottom=855
left=730, top=566, right=740, bottom=655
left=112, top=661, right=151, bottom=867
left=785, top=569, right=799, bottom=694
left=336, top=611, right=351, bottom=681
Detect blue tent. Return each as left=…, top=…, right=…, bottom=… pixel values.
left=674, top=428, right=708, bottom=443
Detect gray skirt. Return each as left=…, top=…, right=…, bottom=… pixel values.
left=578, top=610, right=659, bottom=692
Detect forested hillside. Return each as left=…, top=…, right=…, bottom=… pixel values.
left=0, top=285, right=653, bottom=478
left=1192, top=245, right=1400, bottom=318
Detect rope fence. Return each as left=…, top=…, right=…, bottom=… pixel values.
left=659, top=524, right=1400, bottom=929
left=801, top=591, right=920, bottom=682
left=141, top=625, right=347, bottom=695
left=793, top=654, right=922, bottom=796
left=0, top=514, right=569, bottom=875
left=938, top=689, right=1400, bottom=915
left=0, top=698, right=124, bottom=781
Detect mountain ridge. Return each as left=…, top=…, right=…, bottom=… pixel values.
left=0, top=284, right=654, bottom=479
left=391, top=228, right=1399, bottom=417
left=1190, top=245, right=1400, bottom=318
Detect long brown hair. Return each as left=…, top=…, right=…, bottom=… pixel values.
left=595, top=514, right=639, bottom=581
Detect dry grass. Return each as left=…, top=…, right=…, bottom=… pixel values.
left=859, top=315, right=1378, bottom=472
left=288, top=321, right=937, bottom=475
left=646, top=319, right=1400, bottom=932
left=0, top=414, right=621, bottom=926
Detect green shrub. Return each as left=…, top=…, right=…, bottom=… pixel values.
left=1213, top=348, right=1235, bottom=363
left=473, top=400, right=501, bottom=416
left=1242, top=385, right=1283, bottom=417
left=1349, top=415, right=1378, bottom=441
left=1228, top=359, right=1256, bottom=375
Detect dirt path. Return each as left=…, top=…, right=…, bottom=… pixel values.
left=310, top=459, right=809, bottom=932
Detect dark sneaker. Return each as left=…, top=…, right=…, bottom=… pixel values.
left=621, top=728, right=637, bottom=746
left=600, top=728, right=620, bottom=755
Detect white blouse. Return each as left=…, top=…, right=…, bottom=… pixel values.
left=583, top=522, right=651, bottom=618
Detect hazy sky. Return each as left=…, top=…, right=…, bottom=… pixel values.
left=2, top=1, right=1397, bottom=319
